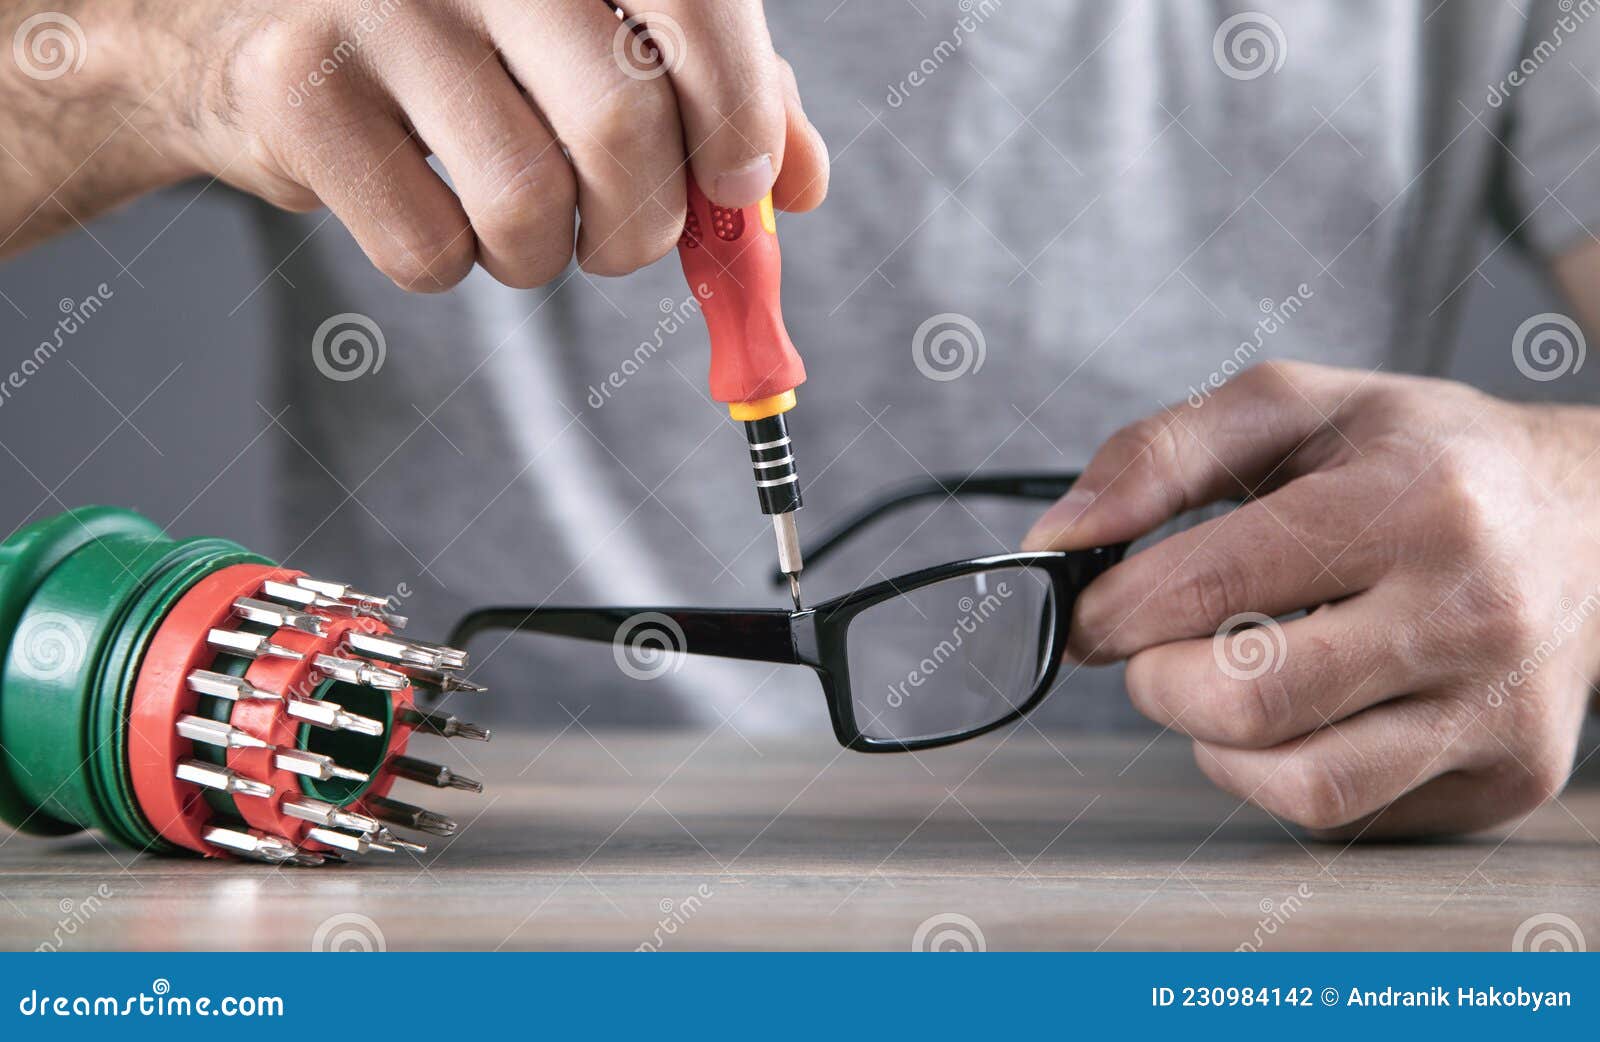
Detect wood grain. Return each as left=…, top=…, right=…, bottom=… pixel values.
left=1, top=731, right=1596, bottom=950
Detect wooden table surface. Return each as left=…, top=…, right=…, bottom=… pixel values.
left=1, top=730, right=1596, bottom=951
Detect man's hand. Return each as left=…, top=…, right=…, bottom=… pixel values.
left=1022, top=361, right=1600, bottom=839
left=0, top=0, right=829, bottom=288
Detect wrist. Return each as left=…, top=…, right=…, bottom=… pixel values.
left=1512, top=401, right=1600, bottom=512
left=1513, top=401, right=1600, bottom=684
left=77, top=1, right=207, bottom=182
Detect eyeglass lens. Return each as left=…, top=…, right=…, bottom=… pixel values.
left=845, top=566, right=1056, bottom=742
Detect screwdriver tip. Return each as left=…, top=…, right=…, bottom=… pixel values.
left=380, top=831, right=429, bottom=854
left=787, top=572, right=803, bottom=611
left=448, top=773, right=485, bottom=793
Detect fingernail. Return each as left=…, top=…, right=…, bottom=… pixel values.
left=1021, top=488, right=1098, bottom=551
left=713, top=154, right=775, bottom=208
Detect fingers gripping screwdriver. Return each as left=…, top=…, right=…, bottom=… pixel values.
left=677, top=176, right=809, bottom=609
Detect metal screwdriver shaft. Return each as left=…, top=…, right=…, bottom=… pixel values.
left=283, top=797, right=380, bottom=834
left=207, top=628, right=303, bottom=662
left=367, top=794, right=458, bottom=837
left=258, top=578, right=408, bottom=628
left=387, top=753, right=483, bottom=792
left=396, top=707, right=490, bottom=742
left=176, top=759, right=273, bottom=799
left=744, top=413, right=805, bottom=610
left=231, top=597, right=326, bottom=635
left=186, top=669, right=283, bottom=703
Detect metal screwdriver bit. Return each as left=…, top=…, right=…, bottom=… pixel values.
left=345, top=631, right=466, bottom=671
left=306, top=827, right=395, bottom=854
left=257, top=578, right=316, bottom=608
left=177, top=715, right=269, bottom=750
left=259, top=579, right=408, bottom=628
left=284, top=696, right=384, bottom=736
left=273, top=747, right=368, bottom=783
left=403, top=666, right=487, bottom=694
left=387, top=634, right=467, bottom=670
left=232, top=597, right=326, bottom=635
left=774, top=513, right=804, bottom=610
left=294, top=576, right=392, bottom=612
left=368, top=795, right=459, bottom=837
left=312, top=653, right=409, bottom=691
left=397, top=707, right=490, bottom=742
left=375, top=829, right=428, bottom=854
left=203, top=825, right=301, bottom=863
left=387, top=753, right=483, bottom=792
left=283, top=797, right=380, bottom=833
left=206, top=628, right=304, bottom=662
left=186, top=669, right=282, bottom=703
left=176, top=758, right=273, bottom=798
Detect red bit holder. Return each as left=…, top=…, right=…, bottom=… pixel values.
left=130, top=565, right=484, bottom=864
left=130, top=563, right=295, bottom=857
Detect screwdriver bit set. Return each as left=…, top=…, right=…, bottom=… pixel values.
left=0, top=506, right=487, bottom=866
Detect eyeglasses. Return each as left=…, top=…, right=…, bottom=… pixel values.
left=449, top=472, right=1126, bottom=752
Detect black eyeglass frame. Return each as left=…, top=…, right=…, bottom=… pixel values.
left=449, top=472, right=1127, bottom=753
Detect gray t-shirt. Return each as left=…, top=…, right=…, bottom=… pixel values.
left=253, top=1, right=1600, bottom=732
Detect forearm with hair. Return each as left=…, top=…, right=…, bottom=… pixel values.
left=0, top=1, right=196, bottom=258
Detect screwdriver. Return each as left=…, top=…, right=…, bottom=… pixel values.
left=676, top=174, right=809, bottom=609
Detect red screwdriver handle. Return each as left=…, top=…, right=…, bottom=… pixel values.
left=677, top=176, right=806, bottom=413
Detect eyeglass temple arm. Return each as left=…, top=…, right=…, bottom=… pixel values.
left=771, top=471, right=1083, bottom=584
left=449, top=606, right=802, bottom=665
